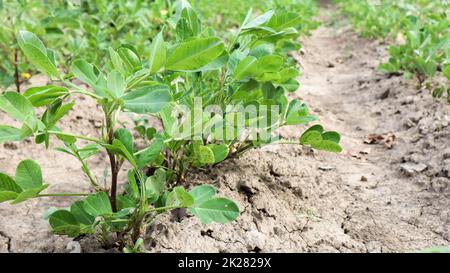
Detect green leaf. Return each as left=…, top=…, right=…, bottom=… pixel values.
left=118, top=47, right=141, bottom=73
left=70, top=201, right=95, bottom=225
left=299, top=130, right=322, bottom=145
left=189, top=185, right=215, bottom=206
left=15, top=159, right=43, bottom=190
left=234, top=56, right=258, bottom=80
left=166, top=186, right=194, bottom=207
left=82, top=192, right=112, bottom=217
left=149, top=31, right=166, bottom=73
left=23, top=85, right=69, bottom=107
left=443, top=64, right=450, bottom=80
left=107, top=70, right=125, bottom=98
left=255, top=55, right=284, bottom=74
left=114, top=128, right=133, bottom=154
left=48, top=210, right=81, bottom=237
left=322, top=131, right=341, bottom=143
left=20, top=115, right=42, bottom=139
left=78, top=144, right=101, bottom=160
left=145, top=168, right=166, bottom=196
left=267, top=12, right=302, bottom=31
left=166, top=37, right=225, bottom=71
left=72, top=59, right=109, bottom=97
left=189, top=197, right=239, bottom=224
left=300, top=125, right=342, bottom=153
left=0, top=173, right=22, bottom=203
left=122, top=84, right=171, bottom=114
left=285, top=100, right=315, bottom=125
left=0, top=191, right=19, bottom=203
left=313, top=140, right=342, bottom=153
left=206, top=144, right=229, bottom=163
left=197, top=145, right=215, bottom=164
left=0, top=125, right=21, bottom=143
left=181, top=7, right=201, bottom=36
left=160, top=105, right=177, bottom=136
left=104, top=139, right=137, bottom=167
left=17, top=31, right=59, bottom=78
left=109, top=47, right=127, bottom=76
left=234, top=55, right=283, bottom=80
left=135, top=137, right=164, bottom=168
left=0, top=91, right=35, bottom=122
left=279, top=78, right=300, bottom=92
left=11, top=185, right=48, bottom=204
left=0, top=173, right=22, bottom=193
left=242, top=10, right=274, bottom=30
left=42, top=101, right=74, bottom=128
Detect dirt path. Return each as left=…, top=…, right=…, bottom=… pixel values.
left=290, top=3, right=450, bottom=251
left=1, top=3, right=449, bottom=253
left=146, top=4, right=450, bottom=253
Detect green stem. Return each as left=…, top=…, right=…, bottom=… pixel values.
left=47, top=130, right=102, bottom=143
left=276, top=140, right=300, bottom=145
left=38, top=193, right=93, bottom=197
left=63, top=80, right=102, bottom=100
left=148, top=205, right=183, bottom=213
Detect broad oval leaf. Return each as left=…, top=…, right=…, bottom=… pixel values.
left=242, top=10, right=275, bottom=30
left=190, top=197, right=239, bottom=224
left=122, top=84, right=171, bottom=114
left=0, top=191, right=19, bottom=203
left=15, top=159, right=43, bottom=190
left=166, top=37, right=225, bottom=71
left=114, top=128, right=134, bottom=154
left=17, top=31, right=59, bottom=78
left=135, top=136, right=164, bottom=168
left=107, top=70, right=125, bottom=98
left=206, top=144, right=229, bottom=163
left=11, top=185, right=48, bottom=204
left=149, top=31, right=166, bottom=73
left=197, top=145, right=215, bottom=164
left=234, top=56, right=258, bottom=80
left=0, top=91, right=35, bottom=122
left=189, top=185, right=216, bottom=206
left=285, top=100, right=315, bottom=125
left=166, top=186, right=194, bottom=207
left=70, top=201, right=95, bottom=226
left=145, top=168, right=166, bottom=197
left=23, top=85, right=69, bottom=107
left=82, top=192, right=112, bottom=217
left=0, top=173, right=22, bottom=193
left=312, top=140, right=343, bottom=153
left=0, top=125, right=21, bottom=143
left=49, top=210, right=81, bottom=237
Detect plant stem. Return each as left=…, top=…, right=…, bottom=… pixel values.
left=47, top=130, right=101, bottom=143
left=38, top=193, right=92, bottom=197
left=63, top=80, right=102, bottom=100
left=105, top=108, right=119, bottom=212
left=14, top=48, right=20, bottom=93
left=148, top=205, right=183, bottom=213
left=276, top=140, right=300, bottom=145
left=108, top=152, right=119, bottom=212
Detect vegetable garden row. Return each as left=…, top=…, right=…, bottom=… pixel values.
left=336, top=0, right=449, bottom=99
left=1, top=0, right=449, bottom=254
left=0, top=0, right=336, bottom=252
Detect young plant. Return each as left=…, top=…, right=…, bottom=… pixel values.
left=337, top=0, right=449, bottom=97
left=0, top=2, right=341, bottom=251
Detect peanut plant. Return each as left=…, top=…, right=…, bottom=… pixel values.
left=0, top=2, right=341, bottom=251
left=336, top=0, right=449, bottom=99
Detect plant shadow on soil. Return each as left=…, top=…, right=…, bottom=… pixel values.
left=1, top=2, right=449, bottom=253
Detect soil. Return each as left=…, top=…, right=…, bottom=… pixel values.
left=1, top=2, right=449, bottom=253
